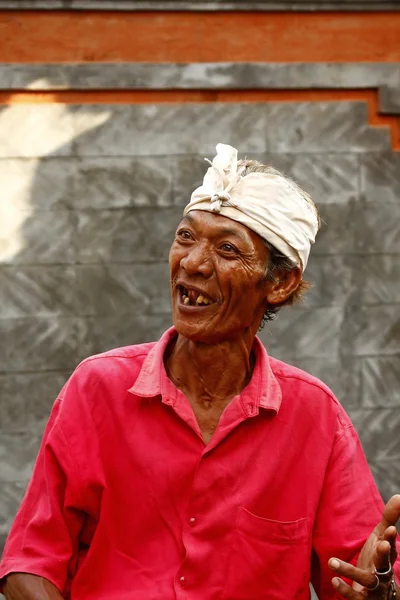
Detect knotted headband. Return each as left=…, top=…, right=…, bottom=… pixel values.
left=183, top=144, right=319, bottom=271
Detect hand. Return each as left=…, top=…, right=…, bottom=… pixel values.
left=328, top=494, right=400, bottom=598
left=3, top=573, right=65, bottom=600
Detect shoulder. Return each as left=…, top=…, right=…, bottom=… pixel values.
left=51, top=341, right=158, bottom=437
left=61, top=341, right=157, bottom=398
left=269, top=356, right=353, bottom=432
left=77, top=341, right=156, bottom=372
left=270, top=356, right=335, bottom=399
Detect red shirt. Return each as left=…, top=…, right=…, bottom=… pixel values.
left=0, top=328, right=394, bottom=599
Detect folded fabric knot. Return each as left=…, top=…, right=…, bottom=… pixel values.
left=210, top=191, right=232, bottom=213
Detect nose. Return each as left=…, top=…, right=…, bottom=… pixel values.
left=180, top=243, right=213, bottom=278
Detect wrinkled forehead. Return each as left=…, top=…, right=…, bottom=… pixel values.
left=179, top=210, right=254, bottom=239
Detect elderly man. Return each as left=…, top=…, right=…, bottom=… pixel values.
left=0, top=144, right=399, bottom=600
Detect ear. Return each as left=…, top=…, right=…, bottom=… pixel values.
left=265, top=267, right=302, bottom=305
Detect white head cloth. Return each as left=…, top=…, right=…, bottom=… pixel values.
left=183, top=143, right=319, bottom=271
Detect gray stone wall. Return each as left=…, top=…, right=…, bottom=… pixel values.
left=0, top=63, right=400, bottom=593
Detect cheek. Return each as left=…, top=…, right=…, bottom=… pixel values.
left=220, top=266, right=266, bottom=315
left=223, top=260, right=265, bottom=292
left=169, top=245, right=183, bottom=272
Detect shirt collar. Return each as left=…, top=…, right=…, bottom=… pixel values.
left=129, top=327, right=282, bottom=415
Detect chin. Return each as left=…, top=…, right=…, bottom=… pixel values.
left=173, top=316, right=218, bottom=345
left=174, top=321, right=210, bottom=344
left=173, top=316, right=238, bottom=346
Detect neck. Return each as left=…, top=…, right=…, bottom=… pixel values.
left=165, top=331, right=257, bottom=406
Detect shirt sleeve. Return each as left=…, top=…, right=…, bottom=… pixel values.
left=311, top=410, right=396, bottom=598
left=0, top=371, right=98, bottom=596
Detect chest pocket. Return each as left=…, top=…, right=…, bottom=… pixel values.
left=222, top=507, right=311, bottom=600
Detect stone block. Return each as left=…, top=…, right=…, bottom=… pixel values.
left=0, top=317, right=82, bottom=372
left=72, top=104, right=269, bottom=157
left=0, top=434, right=40, bottom=483
left=78, top=313, right=173, bottom=361
left=0, top=210, right=76, bottom=265
left=356, top=202, right=400, bottom=254
left=0, top=103, right=113, bottom=158
left=0, top=157, right=77, bottom=211
left=75, top=263, right=171, bottom=316
left=188, top=62, right=398, bottom=91
left=0, top=371, right=69, bottom=434
left=266, top=102, right=391, bottom=153
left=0, top=266, right=77, bottom=318
left=311, top=201, right=359, bottom=256
left=264, top=153, right=359, bottom=206
left=348, top=408, right=400, bottom=501
left=0, top=104, right=74, bottom=158
left=1, top=62, right=398, bottom=93
left=361, top=152, right=400, bottom=204
left=370, top=457, right=400, bottom=504
left=312, top=253, right=400, bottom=314
left=0, top=156, right=177, bottom=212
left=172, top=154, right=211, bottom=207
left=0, top=482, right=26, bottom=535
left=76, top=207, right=182, bottom=264
left=260, top=306, right=343, bottom=360
left=342, top=306, right=400, bottom=357
left=71, top=156, right=175, bottom=209
left=301, top=255, right=355, bottom=308
left=354, top=255, right=400, bottom=305
left=0, top=63, right=67, bottom=90
left=379, top=85, right=400, bottom=115
left=360, top=357, right=400, bottom=408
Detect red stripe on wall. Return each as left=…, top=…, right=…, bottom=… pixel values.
left=1, top=11, right=400, bottom=63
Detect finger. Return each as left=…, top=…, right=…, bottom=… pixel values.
left=374, top=539, right=393, bottom=580
left=331, top=577, right=367, bottom=599
left=382, top=494, right=400, bottom=529
left=329, top=558, right=380, bottom=590
left=383, top=525, right=398, bottom=565
left=383, top=525, right=397, bottom=543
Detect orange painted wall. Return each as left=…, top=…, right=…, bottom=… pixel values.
left=1, top=11, right=400, bottom=63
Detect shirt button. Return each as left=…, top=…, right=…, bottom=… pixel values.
left=189, top=517, right=197, bottom=527
left=179, top=576, right=186, bottom=587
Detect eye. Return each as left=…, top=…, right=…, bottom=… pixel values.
left=220, top=243, right=238, bottom=254
left=176, top=229, right=193, bottom=241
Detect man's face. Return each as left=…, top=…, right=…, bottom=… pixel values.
left=169, top=210, right=272, bottom=344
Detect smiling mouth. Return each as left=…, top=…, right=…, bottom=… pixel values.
left=178, top=286, right=216, bottom=307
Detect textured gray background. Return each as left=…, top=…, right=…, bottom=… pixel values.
left=0, top=63, right=400, bottom=598
left=1, top=63, right=400, bottom=98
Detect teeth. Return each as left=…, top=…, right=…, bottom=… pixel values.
left=181, top=288, right=213, bottom=306
left=195, top=295, right=213, bottom=306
